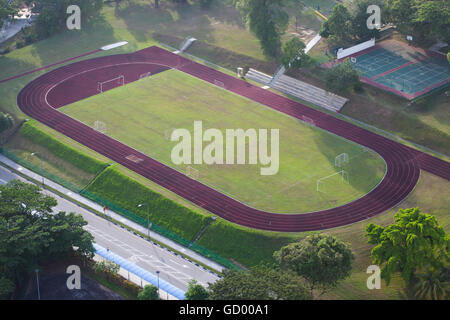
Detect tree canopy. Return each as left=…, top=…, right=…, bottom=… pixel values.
left=366, top=207, right=449, bottom=286
left=234, top=0, right=288, bottom=58
left=0, top=180, right=95, bottom=297
left=274, top=234, right=354, bottom=298
left=137, top=284, right=159, bottom=300
left=0, top=112, right=14, bottom=134
left=280, top=37, right=309, bottom=70
left=185, top=279, right=209, bottom=300
left=323, top=60, right=361, bottom=93
left=33, top=0, right=103, bottom=37
left=207, top=266, right=311, bottom=300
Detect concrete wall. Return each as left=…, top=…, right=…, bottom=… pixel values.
left=337, top=38, right=375, bottom=59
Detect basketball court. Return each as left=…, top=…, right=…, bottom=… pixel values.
left=349, top=40, right=450, bottom=100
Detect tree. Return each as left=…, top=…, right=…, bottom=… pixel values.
left=447, top=52, right=450, bottom=64
left=274, top=234, right=354, bottom=298
left=413, top=268, right=449, bottom=300
left=185, top=279, right=209, bottom=300
left=198, top=0, right=213, bottom=9
left=33, top=0, right=103, bottom=38
left=208, top=266, right=311, bottom=300
left=0, top=180, right=95, bottom=290
left=93, top=261, right=120, bottom=275
left=285, top=0, right=305, bottom=32
left=366, top=208, right=449, bottom=286
left=0, top=112, right=14, bottom=133
left=0, top=277, right=15, bottom=299
left=350, top=0, right=385, bottom=40
left=138, top=284, right=159, bottom=300
left=386, top=0, right=416, bottom=33
left=0, top=0, right=17, bottom=28
left=323, top=60, right=361, bottom=93
left=234, top=0, right=289, bottom=58
left=280, top=37, right=309, bottom=70
left=413, top=0, right=450, bottom=44
left=320, top=4, right=354, bottom=48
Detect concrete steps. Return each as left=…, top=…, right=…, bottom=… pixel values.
left=273, top=75, right=348, bottom=113
left=245, top=68, right=348, bottom=113
left=245, top=68, right=272, bottom=85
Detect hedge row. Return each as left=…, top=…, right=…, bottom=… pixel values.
left=20, top=121, right=109, bottom=175
left=84, top=166, right=211, bottom=241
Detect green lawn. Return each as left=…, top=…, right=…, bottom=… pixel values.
left=61, top=68, right=385, bottom=213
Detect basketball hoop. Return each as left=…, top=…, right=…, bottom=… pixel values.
left=350, top=57, right=357, bottom=63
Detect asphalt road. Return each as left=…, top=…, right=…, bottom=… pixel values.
left=0, top=166, right=219, bottom=292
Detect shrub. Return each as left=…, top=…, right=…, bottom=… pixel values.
left=137, top=284, right=159, bottom=300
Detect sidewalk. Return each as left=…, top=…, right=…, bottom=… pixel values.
left=0, top=154, right=225, bottom=273
left=93, top=246, right=182, bottom=300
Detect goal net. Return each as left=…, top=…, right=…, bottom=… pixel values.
left=335, top=153, right=349, bottom=167
left=164, top=128, right=176, bottom=141
left=97, top=75, right=124, bottom=93
left=186, top=166, right=199, bottom=180
left=139, top=72, right=152, bottom=80
left=316, top=170, right=349, bottom=193
left=93, top=120, right=107, bottom=134
left=302, top=115, right=316, bottom=126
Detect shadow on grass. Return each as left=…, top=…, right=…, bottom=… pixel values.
left=311, top=127, right=386, bottom=195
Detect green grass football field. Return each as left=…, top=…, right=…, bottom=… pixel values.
left=61, top=69, right=386, bottom=214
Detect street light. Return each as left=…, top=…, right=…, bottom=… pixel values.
left=30, top=152, right=44, bottom=188
left=35, top=269, right=40, bottom=300
left=156, top=270, right=160, bottom=298
left=137, top=203, right=151, bottom=238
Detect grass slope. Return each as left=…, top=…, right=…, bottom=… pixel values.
left=84, top=165, right=211, bottom=241
left=61, top=69, right=386, bottom=213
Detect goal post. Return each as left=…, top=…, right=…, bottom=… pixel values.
left=97, top=75, right=125, bottom=93
left=301, top=115, right=316, bottom=127
left=335, top=153, right=349, bottom=167
left=139, top=72, right=152, bottom=80
left=93, top=120, right=107, bottom=134
left=316, top=170, right=349, bottom=193
left=186, top=166, right=199, bottom=180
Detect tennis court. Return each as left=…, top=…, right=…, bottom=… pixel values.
left=350, top=41, right=450, bottom=100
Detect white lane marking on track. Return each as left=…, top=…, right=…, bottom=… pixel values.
left=85, top=225, right=197, bottom=284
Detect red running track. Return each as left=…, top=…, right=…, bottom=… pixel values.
left=16, top=46, right=450, bottom=232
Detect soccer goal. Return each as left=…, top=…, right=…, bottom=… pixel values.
left=214, top=79, right=225, bottom=88
left=164, top=128, right=175, bottom=141
left=139, top=72, right=152, bottom=80
left=335, top=153, right=349, bottom=167
left=97, top=75, right=124, bottom=93
left=93, top=120, right=107, bottom=134
left=301, top=115, right=316, bottom=127
left=316, top=170, right=349, bottom=193
left=186, top=166, right=199, bottom=180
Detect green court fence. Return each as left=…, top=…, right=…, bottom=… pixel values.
left=0, top=147, right=242, bottom=271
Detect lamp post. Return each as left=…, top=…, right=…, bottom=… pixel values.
left=35, top=269, right=40, bottom=300
left=137, top=203, right=150, bottom=238
left=156, top=270, right=160, bottom=298
left=30, top=152, right=44, bottom=188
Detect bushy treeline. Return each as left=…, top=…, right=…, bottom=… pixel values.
left=321, top=0, right=450, bottom=48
